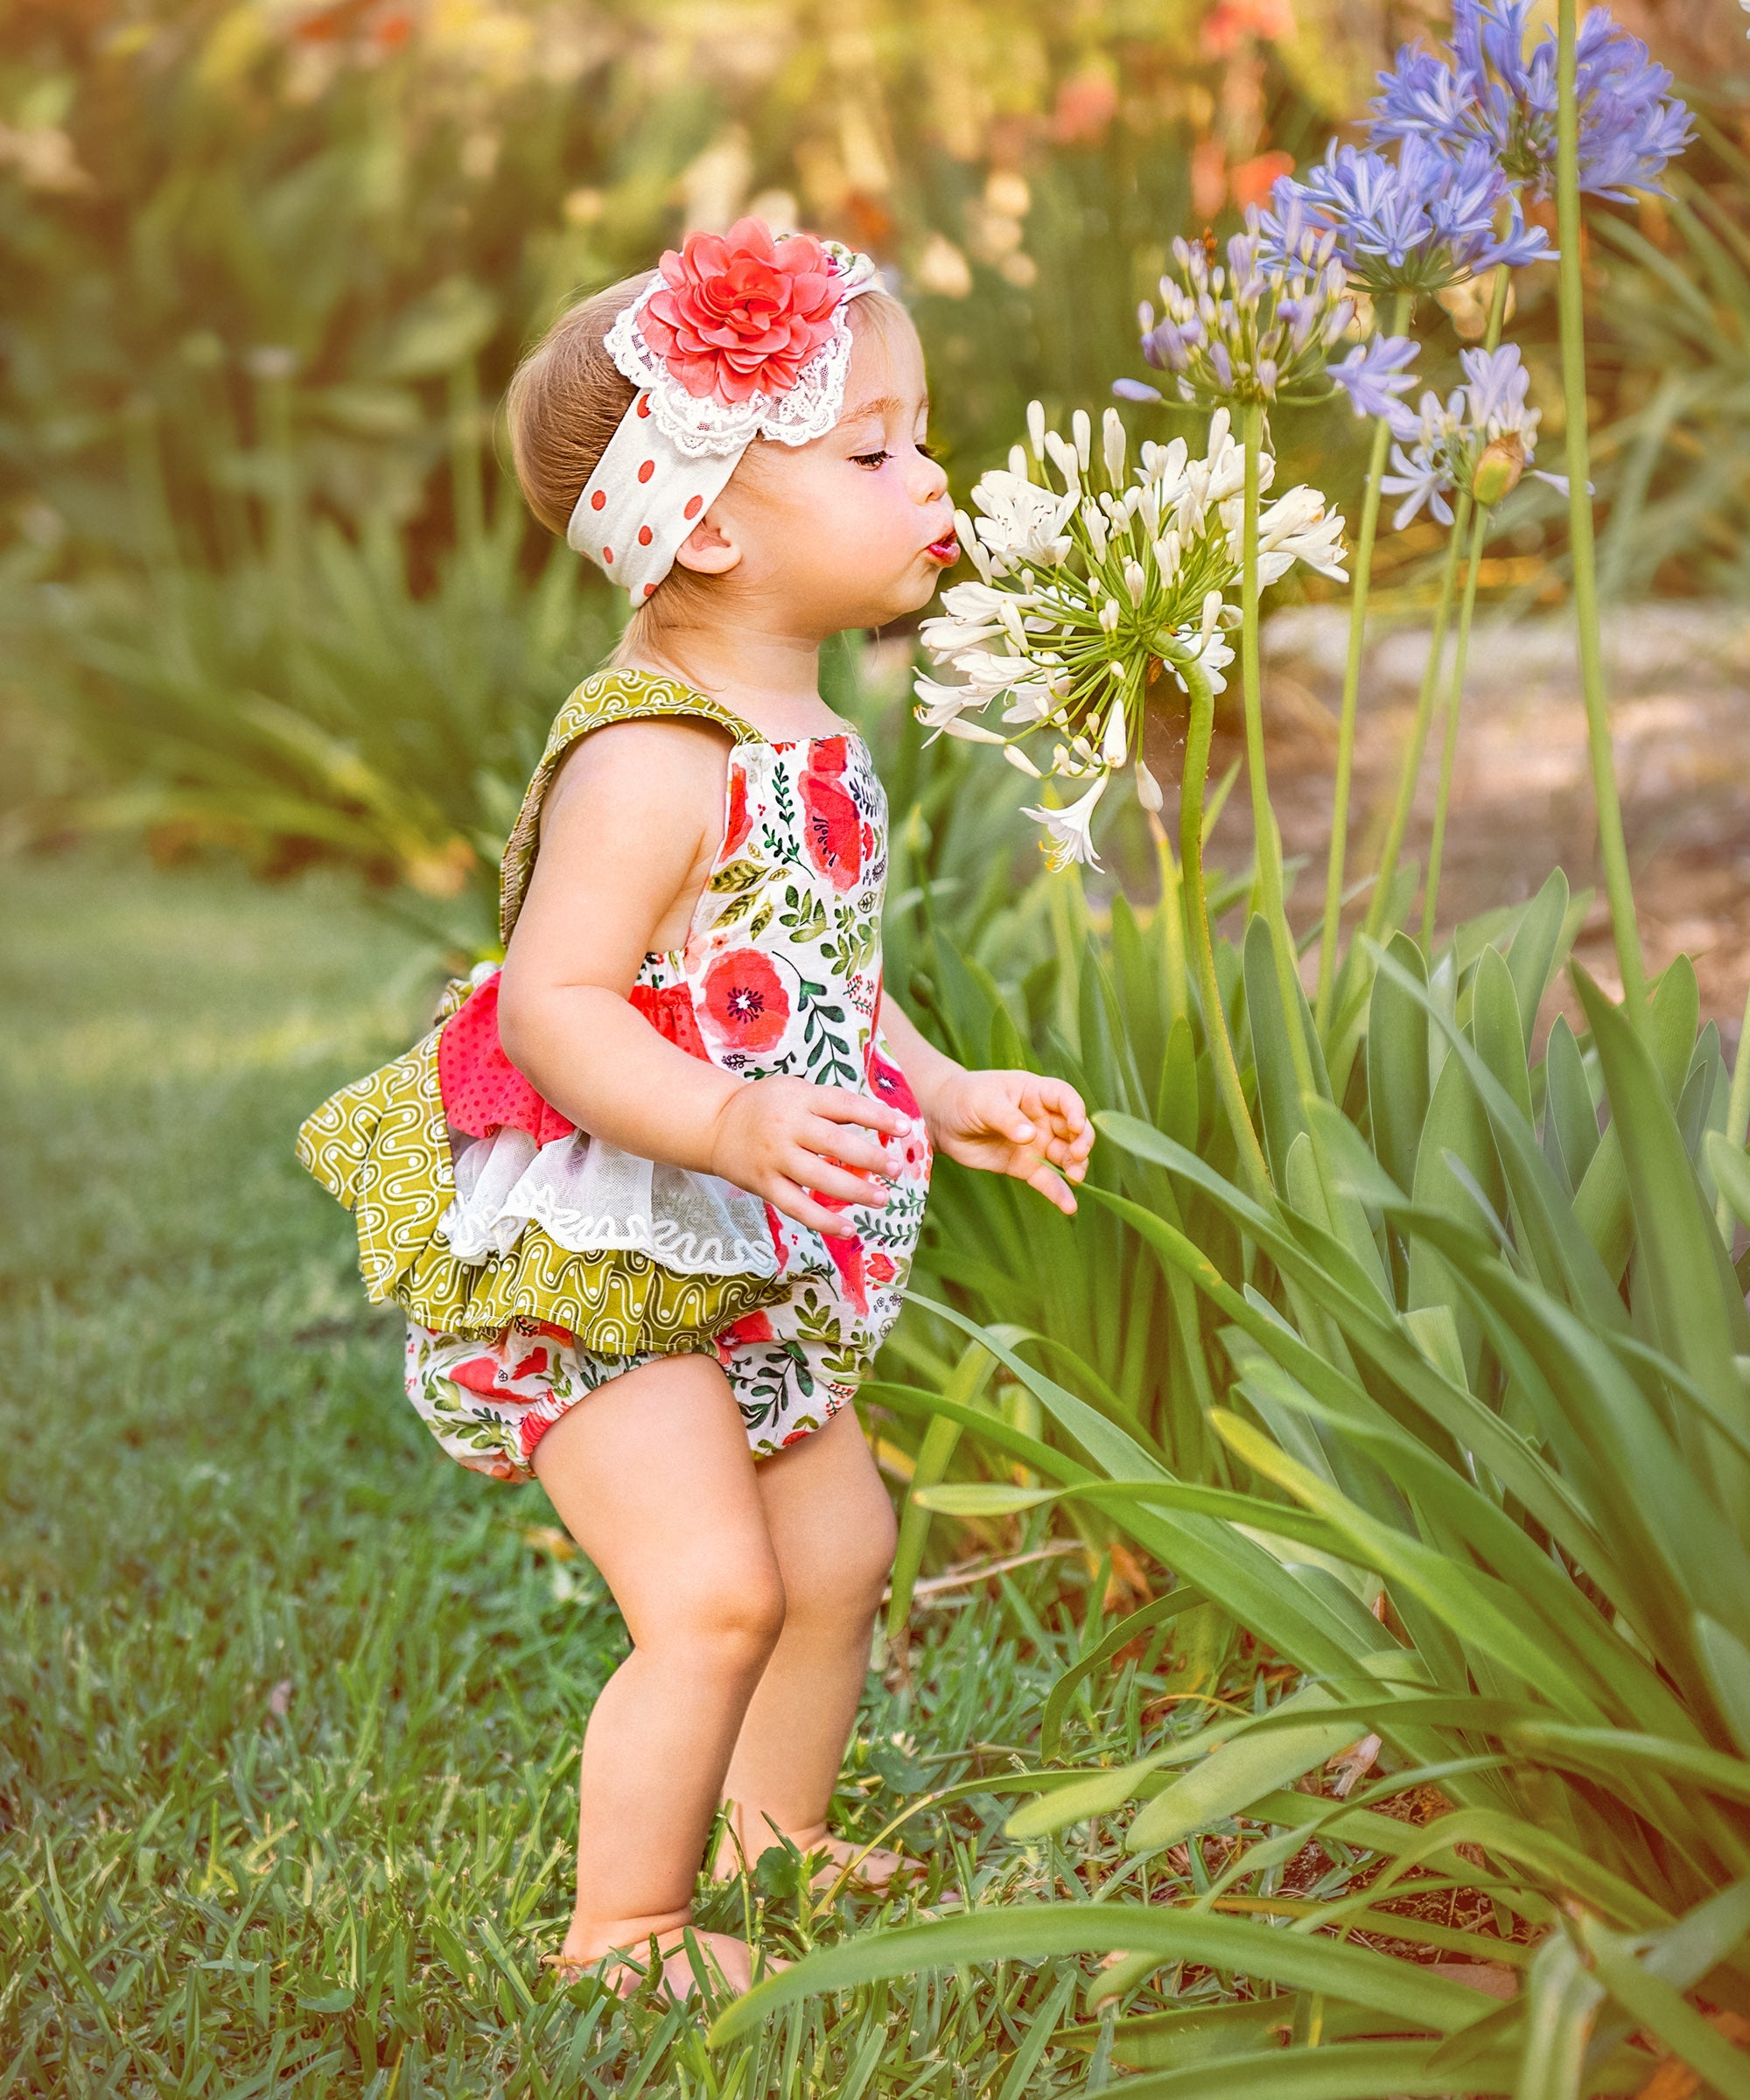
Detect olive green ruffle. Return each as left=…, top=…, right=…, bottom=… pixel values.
left=296, top=1032, right=786, bottom=1350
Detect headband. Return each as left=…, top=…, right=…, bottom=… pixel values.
left=567, top=220, right=880, bottom=602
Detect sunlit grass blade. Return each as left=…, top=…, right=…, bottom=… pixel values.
left=705, top=1907, right=1501, bottom=2047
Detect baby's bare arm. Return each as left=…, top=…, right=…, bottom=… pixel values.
left=495, top=721, right=907, bottom=1236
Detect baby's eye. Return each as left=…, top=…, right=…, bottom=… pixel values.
left=850, top=447, right=892, bottom=468
left=917, top=438, right=939, bottom=460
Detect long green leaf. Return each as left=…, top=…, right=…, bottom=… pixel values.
left=1575, top=968, right=1750, bottom=1420
left=704, top=1907, right=1500, bottom=2046
left=1578, top=1914, right=1750, bottom=2100
left=1213, top=1411, right=1604, bottom=1718
left=1080, top=2039, right=1542, bottom=2099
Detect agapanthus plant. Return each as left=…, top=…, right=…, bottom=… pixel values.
left=1371, top=0, right=1692, bottom=201
left=1381, top=341, right=1569, bottom=529
left=1261, top=134, right=1549, bottom=296
left=1114, top=212, right=1369, bottom=411
left=914, top=405, right=1344, bottom=870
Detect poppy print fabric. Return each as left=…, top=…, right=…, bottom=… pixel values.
left=395, top=679, right=931, bottom=1481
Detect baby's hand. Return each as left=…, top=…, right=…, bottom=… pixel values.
left=707, top=1077, right=912, bottom=1239
left=928, top=1069, right=1094, bottom=1215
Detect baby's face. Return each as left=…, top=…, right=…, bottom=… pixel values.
left=708, top=312, right=956, bottom=635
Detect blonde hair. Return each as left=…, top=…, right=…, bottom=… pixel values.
left=506, top=271, right=918, bottom=676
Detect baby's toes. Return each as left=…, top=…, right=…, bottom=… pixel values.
left=808, top=1839, right=919, bottom=1894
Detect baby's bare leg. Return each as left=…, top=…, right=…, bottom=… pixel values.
left=532, top=1352, right=785, bottom=1992
left=713, top=1404, right=901, bottom=1882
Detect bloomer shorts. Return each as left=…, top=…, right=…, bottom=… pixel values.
left=403, top=1308, right=860, bottom=1484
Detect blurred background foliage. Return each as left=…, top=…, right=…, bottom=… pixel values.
left=0, top=0, right=1746, bottom=929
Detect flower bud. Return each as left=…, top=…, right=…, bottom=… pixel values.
left=1026, top=399, right=1046, bottom=460
left=1044, top=431, right=1081, bottom=492
left=1102, top=697, right=1128, bottom=766
left=1004, top=742, right=1044, bottom=778
left=1102, top=407, right=1126, bottom=486
left=1008, top=443, right=1029, bottom=480
left=1472, top=432, right=1526, bottom=506
left=1072, top=409, right=1092, bottom=472
left=1135, top=760, right=1164, bottom=814
left=1124, top=559, right=1145, bottom=606
left=1098, top=598, right=1121, bottom=634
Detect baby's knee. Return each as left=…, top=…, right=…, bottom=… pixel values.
left=816, top=1489, right=900, bottom=1619
left=645, top=1555, right=788, bottom=1674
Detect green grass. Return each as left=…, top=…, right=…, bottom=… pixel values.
left=0, top=852, right=1250, bottom=2097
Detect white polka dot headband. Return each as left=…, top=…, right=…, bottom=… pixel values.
left=566, top=219, right=879, bottom=603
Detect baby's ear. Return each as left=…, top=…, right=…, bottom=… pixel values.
left=673, top=511, right=741, bottom=577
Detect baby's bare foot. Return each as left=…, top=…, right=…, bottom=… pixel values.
left=545, top=1924, right=777, bottom=2001
left=712, top=1830, right=918, bottom=1894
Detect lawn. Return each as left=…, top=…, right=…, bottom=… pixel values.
left=0, top=851, right=1198, bottom=2098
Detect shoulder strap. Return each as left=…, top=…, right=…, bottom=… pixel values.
left=499, top=668, right=756, bottom=945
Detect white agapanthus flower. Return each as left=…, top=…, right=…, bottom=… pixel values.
left=1022, top=774, right=1110, bottom=873
left=915, top=402, right=1346, bottom=868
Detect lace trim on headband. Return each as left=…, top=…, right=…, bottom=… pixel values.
left=603, top=250, right=878, bottom=460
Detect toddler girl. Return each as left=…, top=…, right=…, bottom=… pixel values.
left=299, top=219, right=1093, bottom=1999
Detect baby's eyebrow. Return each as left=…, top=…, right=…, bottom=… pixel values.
left=842, top=393, right=929, bottom=426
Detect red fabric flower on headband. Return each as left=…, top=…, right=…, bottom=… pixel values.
left=640, top=218, right=844, bottom=407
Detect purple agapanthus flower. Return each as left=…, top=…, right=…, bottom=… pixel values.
left=1328, top=332, right=1421, bottom=419
left=1371, top=0, right=1692, bottom=202
left=1381, top=342, right=1570, bottom=528
left=1261, top=135, right=1550, bottom=294
left=1119, top=211, right=1354, bottom=409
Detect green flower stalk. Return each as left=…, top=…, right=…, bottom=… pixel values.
left=1421, top=500, right=1490, bottom=943
left=1366, top=276, right=1544, bottom=945
left=1316, top=289, right=1414, bottom=1030
left=1239, top=402, right=1317, bottom=1099
left=1556, top=0, right=1646, bottom=1017
left=1170, top=644, right=1273, bottom=1200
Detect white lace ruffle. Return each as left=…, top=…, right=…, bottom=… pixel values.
left=437, top=1127, right=779, bottom=1278
left=604, top=249, right=878, bottom=460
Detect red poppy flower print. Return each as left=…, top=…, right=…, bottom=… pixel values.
left=867, top=1047, right=920, bottom=1120
left=722, top=762, right=752, bottom=858
left=781, top=1426, right=814, bottom=1447
left=865, top=1250, right=897, bottom=1285
left=715, top=1307, right=775, bottom=1362
left=800, top=738, right=861, bottom=892
left=822, top=1231, right=868, bottom=1316
left=520, top=1410, right=555, bottom=1460
left=447, top=1354, right=506, bottom=1397
left=701, top=948, right=790, bottom=1052
left=630, top=982, right=711, bottom=1062
left=439, top=975, right=576, bottom=1144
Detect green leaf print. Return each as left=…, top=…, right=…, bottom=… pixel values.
left=780, top=886, right=828, bottom=942
left=708, top=857, right=766, bottom=895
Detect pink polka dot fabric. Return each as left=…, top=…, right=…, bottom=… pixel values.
left=437, top=973, right=576, bottom=1145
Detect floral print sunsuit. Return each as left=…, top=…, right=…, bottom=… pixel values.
left=298, top=670, right=932, bottom=1483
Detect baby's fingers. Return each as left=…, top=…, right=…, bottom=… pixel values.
left=787, top=1151, right=888, bottom=1210
left=811, top=1086, right=912, bottom=1139
left=1022, top=1156, right=1078, bottom=1216
left=768, top=1180, right=864, bottom=1239
left=799, top=1120, right=892, bottom=1180
left=1027, top=1075, right=1094, bottom=1142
